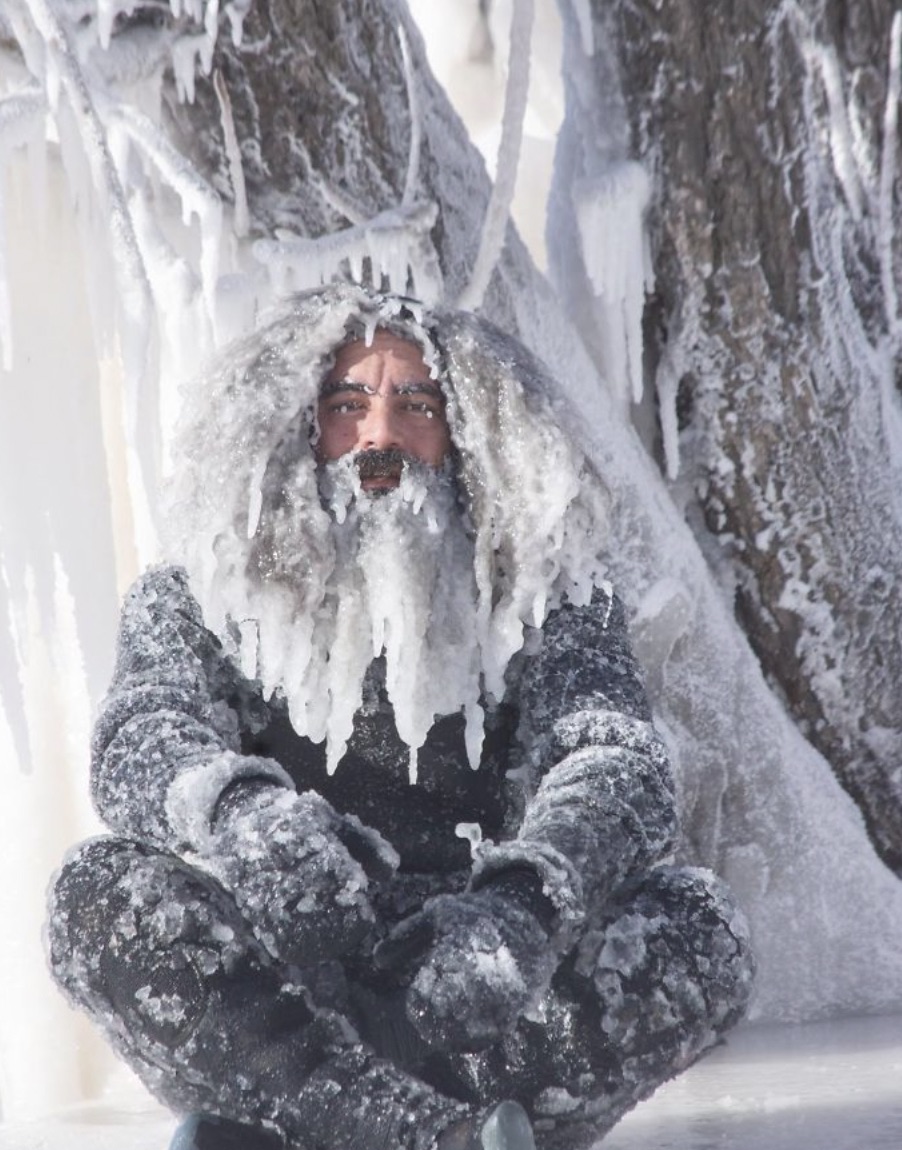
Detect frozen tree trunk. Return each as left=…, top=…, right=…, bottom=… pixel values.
left=552, top=0, right=902, bottom=874
left=157, top=0, right=524, bottom=326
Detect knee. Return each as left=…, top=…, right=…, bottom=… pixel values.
left=45, top=837, right=228, bottom=1047
left=657, top=866, right=754, bottom=1026
left=596, top=865, right=756, bottom=1035
left=46, top=836, right=147, bottom=991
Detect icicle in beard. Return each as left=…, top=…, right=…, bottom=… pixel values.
left=250, top=445, right=485, bottom=785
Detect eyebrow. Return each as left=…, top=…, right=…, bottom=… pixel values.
left=319, top=379, right=445, bottom=400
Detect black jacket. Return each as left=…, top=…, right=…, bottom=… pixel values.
left=92, top=565, right=678, bottom=928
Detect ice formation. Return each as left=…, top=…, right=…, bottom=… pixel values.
left=165, top=285, right=609, bottom=781
left=456, top=0, right=534, bottom=311
left=3, top=0, right=902, bottom=1128
left=574, top=160, right=652, bottom=409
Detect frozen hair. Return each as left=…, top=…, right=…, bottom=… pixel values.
left=165, top=282, right=610, bottom=748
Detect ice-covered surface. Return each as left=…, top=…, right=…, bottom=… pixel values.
left=1, top=1013, right=900, bottom=1149
left=601, top=1013, right=902, bottom=1150
left=3, top=0, right=902, bottom=1125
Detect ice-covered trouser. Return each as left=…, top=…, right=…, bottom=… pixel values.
left=46, top=837, right=469, bottom=1150
left=46, top=838, right=754, bottom=1150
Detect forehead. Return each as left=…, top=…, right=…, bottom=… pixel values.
left=324, top=330, right=432, bottom=384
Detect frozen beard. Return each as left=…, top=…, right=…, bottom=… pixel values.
left=257, top=452, right=483, bottom=783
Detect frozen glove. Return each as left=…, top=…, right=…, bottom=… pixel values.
left=204, top=779, right=397, bottom=968
left=373, top=869, right=558, bottom=1052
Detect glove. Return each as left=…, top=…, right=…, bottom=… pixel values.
left=204, top=779, right=397, bottom=968
left=373, top=869, right=558, bottom=1052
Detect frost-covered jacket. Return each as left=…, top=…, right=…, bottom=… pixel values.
left=92, top=564, right=678, bottom=929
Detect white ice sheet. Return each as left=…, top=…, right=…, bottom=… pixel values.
left=1, top=1013, right=899, bottom=1149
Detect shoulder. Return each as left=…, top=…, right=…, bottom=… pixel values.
left=118, top=564, right=213, bottom=639
left=123, top=564, right=198, bottom=614
left=113, top=564, right=220, bottom=672
left=539, top=580, right=628, bottom=642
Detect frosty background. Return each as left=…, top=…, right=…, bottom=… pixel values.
left=1, top=0, right=902, bottom=1127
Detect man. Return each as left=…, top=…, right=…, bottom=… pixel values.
left=47, top=283, right=754, bottom=1150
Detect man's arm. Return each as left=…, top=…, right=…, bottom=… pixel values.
left=471, top=584, right=679, bottom=934
left=375, top=584, right=679, bottom=1050
left=91, top=564, right=292, bottom=853
left=91, top=565, right=394, bottom=966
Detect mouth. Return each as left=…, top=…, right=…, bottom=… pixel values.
left=355, top=448, right=409, bottom=492
left=361, top=474, right=400, bottom=492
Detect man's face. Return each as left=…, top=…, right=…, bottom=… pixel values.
left=316, top=331, right=452, bottom=492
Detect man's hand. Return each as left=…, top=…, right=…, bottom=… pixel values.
left=205, top=781, right=396, bottom=968
left=373, top=871, right=558, bottom=1052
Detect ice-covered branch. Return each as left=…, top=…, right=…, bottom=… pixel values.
left=213, top=67, right=249, bottom=238
left=879, top=11, right=902, bottom=339
left=399, top=23, right=421, bottom=210
left=253, top=200, right=442, bottom=301
left=106, top=102, right=222, bottom=309
left=456, top=0, right=534, bottom=311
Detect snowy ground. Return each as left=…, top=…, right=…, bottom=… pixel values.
left=0, top=1013, right=899, bottom=1149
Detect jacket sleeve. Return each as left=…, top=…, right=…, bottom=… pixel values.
left=91, top=565, right=293, bottom=853
left=471, top=584, right=679, bottom=934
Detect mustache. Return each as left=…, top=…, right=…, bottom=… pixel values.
left=354, top=448, right=418, bottom=479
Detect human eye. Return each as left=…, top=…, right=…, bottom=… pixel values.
left=327, top=397, right=364, bottom=415
left=404, top=400, right=438, bottom=418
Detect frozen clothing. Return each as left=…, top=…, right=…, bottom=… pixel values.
left=47, top=565, right=754, bottom=1150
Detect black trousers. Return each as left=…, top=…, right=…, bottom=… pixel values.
left=46, top=837, right=754, bottom=1150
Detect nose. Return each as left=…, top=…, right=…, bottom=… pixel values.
left=358, top=400, right=400, bottom=452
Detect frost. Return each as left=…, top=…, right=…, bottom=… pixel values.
left=166, top=285, right=609, bottom=780
left=571, top=0, right=594, bottom=57
left=574, top=160, right=652, bottom=408
left=879, top=12, right=902, bottom=337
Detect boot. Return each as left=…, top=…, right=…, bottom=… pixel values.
left=437, top=1102, right=536, bottom=1150
left=170, top=1100, right=536, bottom=1150
left=169, top=1113, right=282, bottom=1150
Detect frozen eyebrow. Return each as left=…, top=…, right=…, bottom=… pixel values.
left=319, top=379, right=373, bottom=397
left=393, top=382, right=444, bottom=398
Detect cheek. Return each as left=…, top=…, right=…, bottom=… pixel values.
left=419, top=420, right=452, bottom=466
left=315, top=410, right=353, bottom=460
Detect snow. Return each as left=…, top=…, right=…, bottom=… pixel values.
left=1, top=1014, right=900, bottom=1148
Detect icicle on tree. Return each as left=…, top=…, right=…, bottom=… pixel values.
left=3, top=0, right=902, bottom=1121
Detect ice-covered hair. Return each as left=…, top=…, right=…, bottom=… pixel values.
left=166, top=281, right=609, bottom=748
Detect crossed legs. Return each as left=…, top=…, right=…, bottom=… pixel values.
left=47, top=839, right=753, bottom=1150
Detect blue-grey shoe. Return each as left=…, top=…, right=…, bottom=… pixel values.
left=439, top=1101, right=536, bottom=1150
left=169, top=1114, right=282, bottom=1150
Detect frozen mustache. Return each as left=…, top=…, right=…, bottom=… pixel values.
left=354, top=448, right=417, bottom=479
